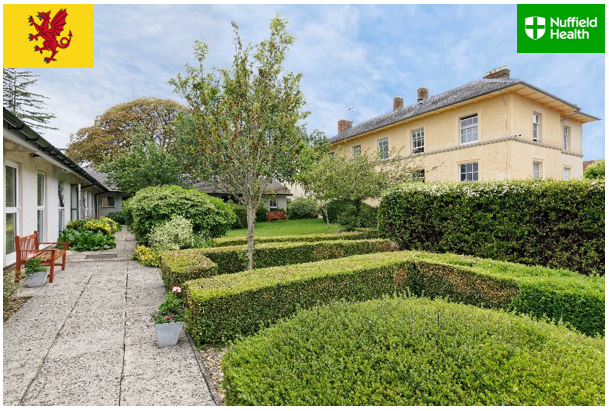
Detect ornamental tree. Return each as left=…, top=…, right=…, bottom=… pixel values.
left=170, top=17, right=308, bottom=269
left=584, top=159, right=605, bottom=180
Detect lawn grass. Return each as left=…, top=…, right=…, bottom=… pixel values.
left=224, top=218, right=340, bottom=237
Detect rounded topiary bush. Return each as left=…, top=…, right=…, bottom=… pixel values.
left=222, top=298, right=605, bottom=406
left=287, top=197, right=318, bottom=219
left=124, top=185, right=235, bottom=241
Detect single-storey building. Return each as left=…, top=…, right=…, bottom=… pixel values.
left=193, top=178, right=291, bottom=211
left=3, top=108, right=111, bottom=267
left=83, top=168, right=128, bottom=217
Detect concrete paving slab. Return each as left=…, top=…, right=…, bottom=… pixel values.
left=3, top=228, right=214, bottom=406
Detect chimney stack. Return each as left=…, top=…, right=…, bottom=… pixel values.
left=338, top=119, right=353, bottom=134
left=484, top=66, right=510, bottom=79
left=417, top=87, right=429, bottom=102
left=393, top=96, right=404, bottom=111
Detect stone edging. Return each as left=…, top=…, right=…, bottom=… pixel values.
left=187, top=333, right=223, bottom=406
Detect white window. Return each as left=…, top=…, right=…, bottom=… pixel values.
left=58, top=180, right=65, bottom=231
left=102, top=195, right=115, bottom=208
left=352, top=145, right=361, bottom=157
left=411, top=128, right=424, bottom=154
left=459, top=162, right=478, bottom=182
left=70, top=184, right=79, bottom=220
left=533, top=162, right=542, bottom=180
left=378, top=138, right=389, bottom=160
left=533, top=112, right=541, bottom=142
left=563, top=167, right=571, bottom=181
left=269, top=197, right=278, bottom=210
left=37, top=171, right=45, bottom=242
left=5, top=163, right=18, bottom=261
left=460, top=115, right=478, bottom=144
left=563, top=126, right=570, bottom=151
left=413, top=169, right=425, bottom=182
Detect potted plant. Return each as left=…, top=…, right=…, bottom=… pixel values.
left=151, top=287, right=184, bottom=347
left=24, top=257, right=48, bottom=288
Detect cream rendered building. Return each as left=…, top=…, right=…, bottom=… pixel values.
left=330, top=66, right=598, bottom=182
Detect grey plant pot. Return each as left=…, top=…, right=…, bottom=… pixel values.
left=155, top=321, right=184, bottom=347
left=26, top=271, right=48, bottom=288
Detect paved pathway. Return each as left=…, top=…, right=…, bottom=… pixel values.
left=3, top=229, right=215, bottom=406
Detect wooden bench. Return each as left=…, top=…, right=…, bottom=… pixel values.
left=266, top=210, right=287, bottom=222
left=15, top=231, right=69, bottom=283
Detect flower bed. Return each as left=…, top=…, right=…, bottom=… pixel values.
left=184, top=250, right=604, bottom=345
left=58, top=217, right=118, bottom=251
left=222, top=298, right=605, bottom=406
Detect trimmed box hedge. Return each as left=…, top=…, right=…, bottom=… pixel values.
left=212, top=228, right=378, bottom=247
left=160, top=249, right=218, bottom=289
left=223, top=298, right=605, bottom=406
left=184, top=251, right=604, bottom=345
left=200, top=238, right=393, bottom=274
left=378, top=180, right=605, bottom=276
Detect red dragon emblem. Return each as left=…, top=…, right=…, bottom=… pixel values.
left=28, top=9, right=73, bottom=64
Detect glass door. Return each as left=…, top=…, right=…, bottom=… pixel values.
left=70, top=184, right=79, bottom=221
left=5, top=162, right=18, bottom=265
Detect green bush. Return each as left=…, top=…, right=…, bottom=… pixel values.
left=58, top=228, right=116, bottom=251
left=229, top=202, right=247, bottom=229
left=107, top=210, right=129, bottom=225
left=66, top=217, right=118, bottom=236
left=324, top=199, right=353, bottom=223
left=184, top=250, right=603, bottom=345
left=148, top=215, right=195, bottom=252
left=378, top=180, right=605, bottom=276
left=160, top=249, right=218, bottom=289
left=255, top=204, right=269, bottom=223
left=287, top=197, right=318, bottom=219
left=134, top=245, right=160, bottom=267
left=223, top=298, right=605, bottom=406
left=212, top=228, right=378, bottom=247
left=198, top=238, right=394, bottom=274
left=584, top=159, right=605, bottom=180
left=337, top=203, right=377, bottom=230
left=124, top=185, right=236, bottom=242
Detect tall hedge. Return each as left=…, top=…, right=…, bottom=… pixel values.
left=378, top=180, right=605, bottom=275
left=123, top=185, right=236, bottom=241
left=184, top=250, right=604, bottom=345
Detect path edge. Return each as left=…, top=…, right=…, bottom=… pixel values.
left=186, top=333, right=223, bottom=406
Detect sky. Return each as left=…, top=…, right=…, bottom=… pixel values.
left=28, top=4, right=605, bottom=160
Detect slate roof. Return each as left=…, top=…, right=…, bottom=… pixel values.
left=83, top=168, right=120, bottom=192
left=330, top=78, right=598, bottom=143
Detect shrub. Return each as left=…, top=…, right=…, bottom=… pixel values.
left=134, top=245, right=160, bottom=267
left=212, top=228, right=378, bottom=247
left=222, top=298, right=605, bottom=406
left=148, top=215, right=195, bottom=253
left=199, top=238, right=394, bottom=274
left=337, top=203, right=377, bottom=230
left=124, top=185, right=236, bottom=241
left=67, top=217, right=118, bottom=236
left=229, top=202, right=248, bottom=229
left=160, top=249, right=218, bottom=289
left=150, top=292, right=184, bottom=324
left=255, top=204, right=269, bottom=223
left=378, top=180, right=605, bottom=276
left=107, top=210, right=129, bottom=225
left=324, top=199, right=352, bottom=223
left=287, top=197, right=318, bottom=219
left=58, top=228, right=116, bottom=251
left=184, top=250, right=603, bottom=345
left=584, top=159, right=605, bottom=180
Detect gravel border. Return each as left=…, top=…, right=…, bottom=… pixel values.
left=187, top=334, right=223, bottom=406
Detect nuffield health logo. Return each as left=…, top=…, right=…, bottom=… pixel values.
left=525, top=16, right=545, bottom=40
left=517, top=4, right=604, bottom=53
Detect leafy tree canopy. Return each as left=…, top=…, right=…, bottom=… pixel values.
left=67, top=97, right=185, bottom=166
left=584, top=159, right=605, bottom=180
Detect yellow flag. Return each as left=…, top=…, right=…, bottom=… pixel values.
left=3, top=4, right=94, bottom=68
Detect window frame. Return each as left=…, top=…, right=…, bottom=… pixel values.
left=5, top=161, right=19, bottom=261
left=377, top=137, right=389, bottom=160
left=269, top=197, right=278, bottom=210
left=352, top=145, right=361, bottom=157
left=101, top=195, right=116, bottom=208
left=533, top=112, right=541, bottom=142
left=411, top=128, right=425, bottom=154
left=413, top=169, right=425, bottom=182
left=563, top=166, right=571, bottom=181
left=533, top=161, right=542, bottom=180
left=459, top=162, right=479, bottom=182
left=460, top=114, right=479, bottom=145
left=37, top=171, right=46, bottom=242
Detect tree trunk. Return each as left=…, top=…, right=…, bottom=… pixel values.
left=322, top=205, right=330, bottom=228
left=246, top=200, right=255, bottom=270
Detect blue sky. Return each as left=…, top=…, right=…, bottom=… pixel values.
left=30, top=4, right=605, bottom=160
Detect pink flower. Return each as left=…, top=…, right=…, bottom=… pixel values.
left=172, top=286, right=182, bottom=293
left=27, top=253, right=36, bottom=259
